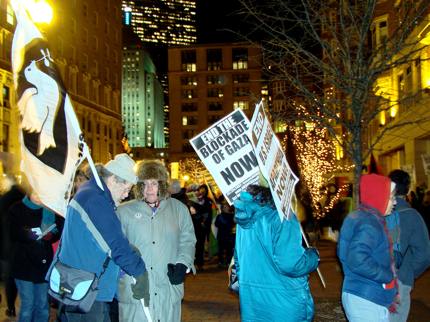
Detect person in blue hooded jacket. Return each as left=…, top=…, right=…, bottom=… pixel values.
left=234, top=185, right=320, bottom=322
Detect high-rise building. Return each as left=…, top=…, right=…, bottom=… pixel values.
left=122, top=45, right=165, bottom=149
left=0, top=0, right=124, bottom=166
left=122, top=0, right=197, bottom=46
left=168, top=43, right=262, bottom=161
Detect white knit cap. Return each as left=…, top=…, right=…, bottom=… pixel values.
left=104, top=154, right=137, bottom=184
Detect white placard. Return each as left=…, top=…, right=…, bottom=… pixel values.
left=190, top=110, right=259, bottom=205
left=249, top=101, right=299, bottom=220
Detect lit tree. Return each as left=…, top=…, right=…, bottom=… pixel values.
left=285, top=123, right=353, bottom=219
left=237, top=0, right=430, bottom=203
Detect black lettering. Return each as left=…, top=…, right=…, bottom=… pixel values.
left=229, top=127, right=239, bottom=139
left=221, top=167, right=236, bottom=185
left=238, top=151, right=258, bottom=171
left=200, top=147, right=209, bottom=158
left=222, top=131, right=232, bottom=143
left=231, top=162, right=245, bottom=178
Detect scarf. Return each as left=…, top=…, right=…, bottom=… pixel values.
left=22, top=195, right=57, bottom=233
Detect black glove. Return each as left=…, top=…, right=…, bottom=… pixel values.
left=131, top=271, right=150, bottom=306
left=167, top=263, right=188, bottom=285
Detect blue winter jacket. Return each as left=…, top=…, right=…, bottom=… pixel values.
left=50, top=177, right=146, bottom=301
left=386, top=198, right=430, bottom=287
left=338, top=205, right=396, bottom=307
left=234, top=192, right=319, bottom=322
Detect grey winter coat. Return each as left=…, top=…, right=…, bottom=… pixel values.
left=117, top=198, right=196, bottom=322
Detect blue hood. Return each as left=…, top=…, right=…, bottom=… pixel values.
left=234, top=191, right=273, bottom=228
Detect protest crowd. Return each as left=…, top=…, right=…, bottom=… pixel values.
left=0, top=6, right=429, bottom=322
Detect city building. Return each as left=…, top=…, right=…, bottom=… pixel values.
left=122, top=0, right=197, bottom=46
left=168, top=43, right=263, bottom=162
left=122, top=41, right=166, bottom=150
left=0, top=0, right=124, bottom=168
left=371, top=2, right=430, bottom=189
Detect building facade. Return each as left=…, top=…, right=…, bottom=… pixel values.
left=371, top=1, right=430, bottom=190
left=168, top=43, right=262, bottom=161
left=122, top=46, right=165, bottom=149
left=0, top=0, right=125, bottom=167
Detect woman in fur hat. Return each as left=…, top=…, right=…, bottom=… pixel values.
left=116, top=160, right=196, bottom=322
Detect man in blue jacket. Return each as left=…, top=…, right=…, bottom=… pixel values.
left=386, top=170, right=430, bottom=322
left=54, top=154, right=149, bottom=322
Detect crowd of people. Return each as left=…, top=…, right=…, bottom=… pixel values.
left=0, top=154, right=429, bottom=322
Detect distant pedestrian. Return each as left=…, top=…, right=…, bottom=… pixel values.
left=214, top=202, right=235, bottom=267
left=338, top=174, right=398, bottom=322
left=386, top=170, right=430, bottom=322
left=234, top=184, right=319, bottom=321
left=419, top=191, right=430, bottom=235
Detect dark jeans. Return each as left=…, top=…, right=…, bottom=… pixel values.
left=65, top=301, right=110, bottom=322
left=15, top=279, right=49, bottom=322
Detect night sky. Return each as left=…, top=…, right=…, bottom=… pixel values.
left=196, top=0, right=250, bottom=43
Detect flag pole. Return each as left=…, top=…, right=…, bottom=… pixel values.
left=82, top=143, right=104, bottom=191
left=300, top=224, right=326, bottom=288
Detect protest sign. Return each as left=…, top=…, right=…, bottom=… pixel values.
left=249, top=101, right=299, bottom=221
left=190, top=110, right=259, bottom=205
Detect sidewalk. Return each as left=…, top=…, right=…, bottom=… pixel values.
left=0, top=240, right=429, bottom=321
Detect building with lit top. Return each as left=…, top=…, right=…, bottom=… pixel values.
left=122, top=0, right=196, bottom=46
left=122, top=42, right=165, bottom=150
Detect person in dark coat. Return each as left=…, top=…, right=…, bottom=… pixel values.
left=9, top=191, right=63, bottom=322
left=0, top=177, right=25, bottom=317
left=214, top=202, right=235, bottom=267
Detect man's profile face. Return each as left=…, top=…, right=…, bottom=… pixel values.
left=107, top=176, right=133, bottom=206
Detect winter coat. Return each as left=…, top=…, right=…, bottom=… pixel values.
left=9, top=197, right=62, bottom=283
left=116, top=198, right=196, bottom=322
left=338, top=174, right=396, bottom=308
left=234, top=192, right=319, bottom=322
left=51, top=177, right=146, bottom=302
left=386, top=197, right=430, bottom=287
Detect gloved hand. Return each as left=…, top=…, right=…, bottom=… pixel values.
left=167, top=263, right=188, bottom=285
left=131, top=271, right=150, bottom=306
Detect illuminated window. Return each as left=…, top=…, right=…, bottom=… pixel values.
left=233, top=48, right=248, bottom=70
left=181, top=50, right=196, bottom=72
left=371, top=17, right=388, bottom=49
left=182, top=116, right=188, bottom=126
left=233, top=74, right=249, bottom=84
left=207, top=49, right=222, bottom=71
left=233, top=101, right=249, bottom=110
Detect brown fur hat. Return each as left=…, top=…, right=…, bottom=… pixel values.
left=134, top=160, right=169, bottom=200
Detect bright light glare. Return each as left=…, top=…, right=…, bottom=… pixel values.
left=27, top=0, right=53, bottom=24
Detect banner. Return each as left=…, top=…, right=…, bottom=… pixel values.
left=190, top=110, right=259, bottom=205
left=11, top=3, right=84, bottom=216
left=249, top=101, right=299, bottom=220
left=422, top=154, right=430, bottom=176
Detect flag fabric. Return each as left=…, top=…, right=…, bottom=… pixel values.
left=11, top=3, right=85, bottom=216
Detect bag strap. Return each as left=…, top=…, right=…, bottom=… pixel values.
left=69, top=199, right=112, bottom=256
left=56, top=199, right=112, bottom=276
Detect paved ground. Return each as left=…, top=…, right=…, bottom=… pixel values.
left=0, top=240, right=429, bottom=321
